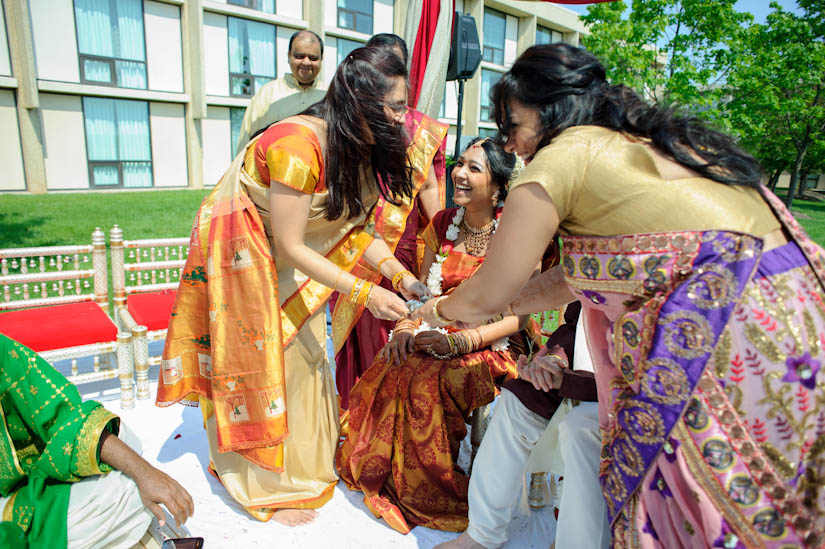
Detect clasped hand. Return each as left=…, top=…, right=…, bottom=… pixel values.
left=381, top=329, right=450, bottom=365
left=516, top=347, right=567, bottom=392
left=367, top=275, right=430, bottom=321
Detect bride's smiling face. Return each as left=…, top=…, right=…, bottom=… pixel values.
left=451, top=145, right=496, bottom=209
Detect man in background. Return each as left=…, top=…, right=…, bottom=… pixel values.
left=234, top=30, right=327, bottom=155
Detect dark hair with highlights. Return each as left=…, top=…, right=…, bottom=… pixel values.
left=492, top=44, right=762, bottom=187
left=463, top=137, right=515, bottom=202
left=303, top=47, right=412, bottom=220
left=365, top=33, right=409, bottom=66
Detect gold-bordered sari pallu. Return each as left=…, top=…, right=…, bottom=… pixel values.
left=561, top=189, right=825, bottom=547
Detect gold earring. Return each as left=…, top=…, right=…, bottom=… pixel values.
left=491, top=190, right=500, bottom=206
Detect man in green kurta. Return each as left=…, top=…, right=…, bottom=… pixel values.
left=0, top=334, right=194, bottom=548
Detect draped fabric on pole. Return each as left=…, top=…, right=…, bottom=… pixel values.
left=403, top=0, right=453, bottom=119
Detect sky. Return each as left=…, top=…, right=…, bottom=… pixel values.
left=560, top=0, right=804, bottom=23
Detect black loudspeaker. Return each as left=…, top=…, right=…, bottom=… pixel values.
left=446, top=12, right=481, bottom=81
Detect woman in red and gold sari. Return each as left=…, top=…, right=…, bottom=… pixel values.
left=331, top=33, right=448, bottom=410
left=419, top=44, right=825, bottom=547
left=336, top=138, right=539, bottom=534
left=155, top=48, right=430, bottom=527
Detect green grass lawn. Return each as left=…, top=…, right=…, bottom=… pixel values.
left=0, top=189, right=210, bottom=248
left=777, top=193, right=825, bottom=247
left=1, top=187, right=822, bottom=251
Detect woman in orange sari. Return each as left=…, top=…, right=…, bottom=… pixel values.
left=156, top=48, right=429, bottom=527
left=336, top=138, right=537, bottom=533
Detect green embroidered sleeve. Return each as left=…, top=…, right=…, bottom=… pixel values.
left=0, top=335, right=120, bottom=482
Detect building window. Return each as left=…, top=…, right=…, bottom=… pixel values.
left=230, top=107, right=245, bottom=157
left=337, top=38, right=363, bottom=64
left=227, top=0, right=275, bottom=14
left=83, top=97, right=153, bottom=188
left=338, top=0, right=373, bottom=35
left=228, top=17, right=276, bottom=97
left=478, top=127, right=498, bottom=138
left=74, top=0, right=148, bottom=89
left=482, top=8, right=506, bottom=66
left=536, top=25, right=562, bottom=45
left=480, top=69, right=501, bottom=122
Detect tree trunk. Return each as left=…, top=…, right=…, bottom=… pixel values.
left=768, top=168, right=783, bottom=191
left=797, top=169, right=811, bottom=198
left=784, top=153, right=806, bottom=208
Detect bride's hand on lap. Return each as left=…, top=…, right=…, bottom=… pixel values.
left=367, top=286, right=409, bottom=321
left=383, top=330, right=415, bottom=365
left=398, top=274, right=431, bottom=301
left=414, top=330, right=451, bottom=357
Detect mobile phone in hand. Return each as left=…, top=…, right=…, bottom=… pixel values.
left=161, top=538, right=204, bottom=549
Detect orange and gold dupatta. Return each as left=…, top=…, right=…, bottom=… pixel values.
left=156, top=127, right=374, bottom=471
left=330, top=110, right=447, bottom=353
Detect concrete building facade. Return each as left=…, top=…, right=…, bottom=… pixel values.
left=0, top=0, right=586, bottom=193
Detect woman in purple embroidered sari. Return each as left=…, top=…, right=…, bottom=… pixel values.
left=416, top=44, right=825, bottom=548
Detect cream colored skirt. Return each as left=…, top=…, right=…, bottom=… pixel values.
left=205, top=311, right=339, bottom=517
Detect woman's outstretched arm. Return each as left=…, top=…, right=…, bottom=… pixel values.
left=417, top=183, right=573, bottom=325
left=270, top=183, right=408, bottom=320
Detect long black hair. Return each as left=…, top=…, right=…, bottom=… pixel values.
left=492, top=44, right=762, bottom=187
left=464, top=137, right=515, bottom=202
left=304, top=47, right=412, bottom=220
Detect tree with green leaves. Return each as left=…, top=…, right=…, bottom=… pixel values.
left=724, top=1, right=825, bottom=207
left=580, top=0, right=751, bottom=113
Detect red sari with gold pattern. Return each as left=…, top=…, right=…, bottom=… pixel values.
left=336, top=208, right=535, bottom=533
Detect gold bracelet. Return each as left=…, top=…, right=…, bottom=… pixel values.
left=447, top=334, right=458, bottom=355
left=350, top=278, right=365, bottom=303
left=376, top=256, right=395, bottom=272
left=432, top=295, right=454, bottom=325
left=357, top=281, right=374, bottom=307
left=391, top=270, right=413, bottom=291
left=334, top=268, right=345, bottom=292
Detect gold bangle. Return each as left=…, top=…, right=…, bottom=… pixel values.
left=447, top=334, right=458, bottom=355
left=432, top=295, right=454, bottom=325
left=356, top=281, right=373, bottom=307
left=334, top=268, right=345, bottom=292
left=391, top=270, right=413, bottom=291
left=376, top=256, right=395, bottom=272
left=350, top=278, right=365, bottom=302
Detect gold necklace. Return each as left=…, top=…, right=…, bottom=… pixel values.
left=461, top=218, right=496, bottom=256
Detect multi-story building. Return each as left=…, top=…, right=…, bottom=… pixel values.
left=0, top=0, right=585, bottom=193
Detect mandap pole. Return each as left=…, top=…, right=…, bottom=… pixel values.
left=453, top=79, right=466, bottom=161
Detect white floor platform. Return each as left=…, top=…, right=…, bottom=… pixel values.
left=100, top=383, right=556, bottom=549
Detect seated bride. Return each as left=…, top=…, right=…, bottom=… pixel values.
left=335, top=137, right=539, bottom=534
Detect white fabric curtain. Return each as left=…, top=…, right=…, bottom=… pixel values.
left=228, top=17, right=246, bottom=74
left=75, top=0, right=114, bottom=57
left=247, top=19, right=276, bottom=78
left=83, top=97, right=152, bottom=187
left=116, top=0, right=145, bottom=61
left=83, top=59, right=112, bottom=83
left=84, top=97, right=117, bottom=161
left=117, top=61, right=147, bottom=89
left=116, top=100, right=152, bottom=187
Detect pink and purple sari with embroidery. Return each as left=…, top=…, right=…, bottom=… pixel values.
left=562, top=190, right=825, bottom=548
